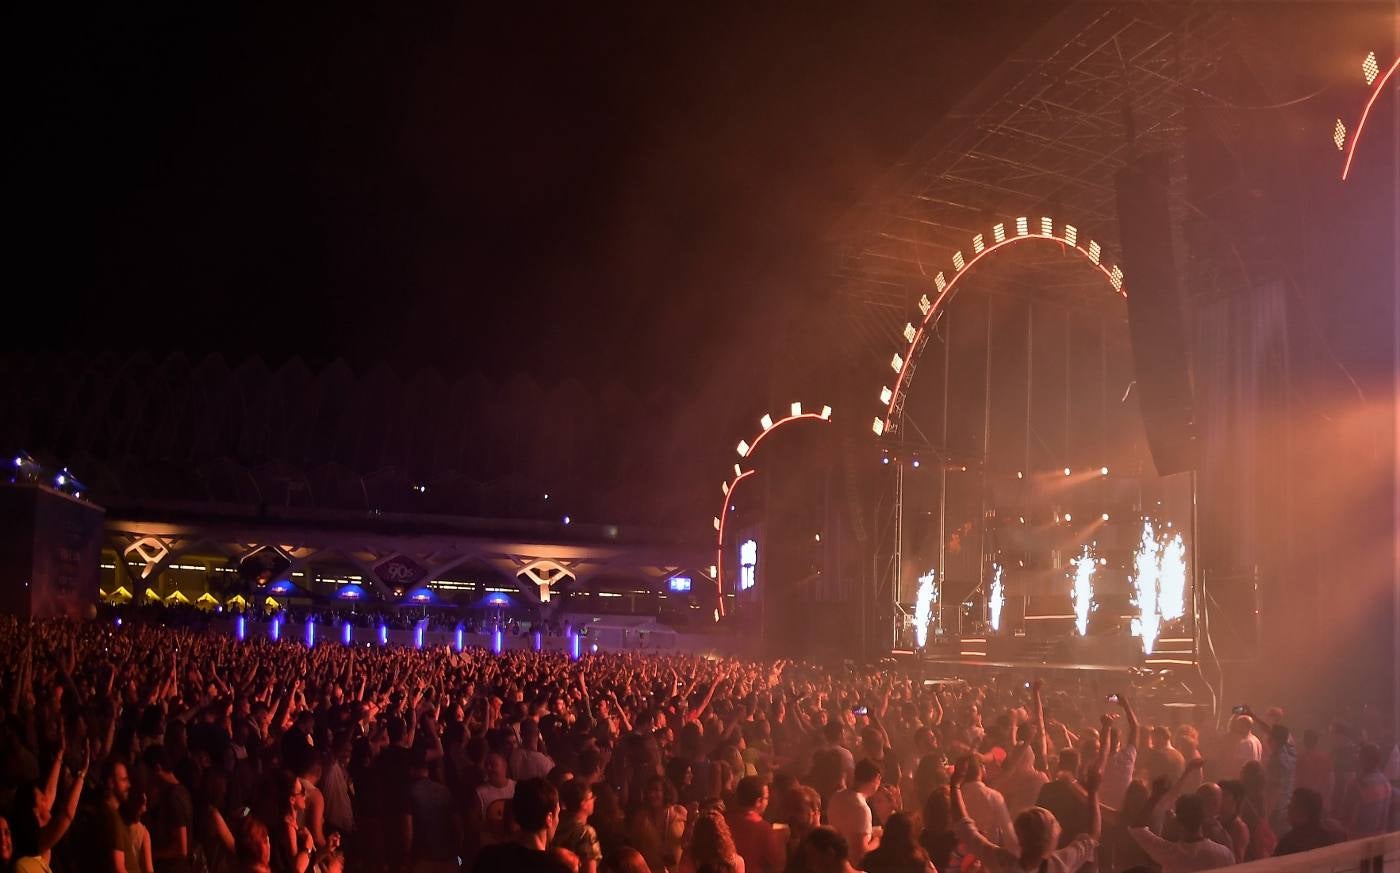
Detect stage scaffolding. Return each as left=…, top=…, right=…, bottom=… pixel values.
left=828, top=4, right=1234, bottom=664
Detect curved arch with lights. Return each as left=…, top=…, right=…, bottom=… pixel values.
left=1337, top=51, right=1399, bottom=181
left=714, top=403, right=833, bottom=617
left=873, top=216, right=1126, bottom=436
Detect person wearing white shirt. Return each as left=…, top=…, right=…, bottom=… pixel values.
left=958, top=758, right=1019, bottom=855
left=1099, top=694, right=1139, bottom=810
left=511, top=719, right=555, bottom=782
left=1225, top=716, right=1263, bottom=780
left=474, top=753, right=517, bottom=848
left=827, top=759, right=881, bottom=864
left=951, top=756, right=1101, bottom=873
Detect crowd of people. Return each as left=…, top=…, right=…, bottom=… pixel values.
left=0, top=616, right=1396, bottom=873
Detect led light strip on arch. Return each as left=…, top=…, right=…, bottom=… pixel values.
left=1337, top=51, right=1400, bottom=181
left=714, top=403, right=832, bottom=618
left=874, top=217, right=1125, bottom=436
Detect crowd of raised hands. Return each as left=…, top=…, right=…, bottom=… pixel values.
left=0, top=616, right=1395, bottom=873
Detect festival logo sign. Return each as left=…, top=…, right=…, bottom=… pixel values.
left=374, top=554, right=428, bottom=588
left=517, top=559, right=574, bottom=603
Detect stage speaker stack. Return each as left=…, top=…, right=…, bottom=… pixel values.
left=1114, top=152, right=1198, bottom=475
left=0, top=483, right=103, bottom=618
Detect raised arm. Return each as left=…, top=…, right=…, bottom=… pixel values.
left=1118, top=694, right=1140, bottom=750
left=687, top=671, right=724, bottom=724
left=39, top=746, right=88, bottom=853
left=608, top=692, right=633, bottom=733
left=950, top=758, right=1008, bottom=864
left=867, top=705, right=893, bottom=752
left=578, top=672, right=594, bottom=720
left=1096, top=718, right=1114, bottom=776
left=1032, top=679, right=1048, bottom=770
left=1083, top=765, right=1102, bottom=840
left=930, top=689, right=945, bottom=728
left=41, top=739, right=65, bottom=812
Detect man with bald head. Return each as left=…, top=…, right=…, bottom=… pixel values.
left=1194, top=782, right=1236, bottom=858
left=1225, top=716, right=1263, bottom=779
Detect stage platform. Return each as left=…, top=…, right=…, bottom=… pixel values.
left=910, top=656, right=1134, bottom=674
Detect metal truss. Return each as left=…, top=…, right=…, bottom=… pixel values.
left=834, top=3, right=1231, bottom=371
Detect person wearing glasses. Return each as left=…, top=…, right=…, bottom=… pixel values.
left=266, top=771, right=313, bottom=873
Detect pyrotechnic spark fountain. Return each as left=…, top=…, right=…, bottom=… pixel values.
left=1158, top=532, right=1187, bottom=622
left=989, top=564, right=1005, bottom=632
left=914, top=570, right=937, bottom=648
left=1131, top=522, right=1163, bottom=654
left=1071, top=547, right=1095, bottom=636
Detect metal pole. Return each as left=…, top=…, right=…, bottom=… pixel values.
left=1101, top=316, right=1108, bottom=466
left=894, top=460, right=904, bottom=651
left=939, top=312, right=952, bottom=636
left=980, top=296, right=993, bottom=628
left=1024, top=304, right=1033, bottom=639
left=1026, top=305, right=1033, bottom=476
left=1391, top=36, right=1399, bottom=735
left=1065, top=312, right=1072, bottom=465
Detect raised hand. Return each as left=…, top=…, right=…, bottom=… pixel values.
left=1082, top=766, right=1102, bottom=794
left=949, top=756, right=971, bottom=788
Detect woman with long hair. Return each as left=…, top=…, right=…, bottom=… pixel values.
left=122, top=790, right=154, bottom=873
left=589, top=782, right=630, bottom=867
left=262, top=770, right=312, bottom=873
left=233, top=816, right=272, bottom=873
left=780, top=785, right=823, bottom=866
left=678, top=810, right=744, bottom=873
left=665, top=759, right=698, bottom=809
left=626, top=775, right=686, bottom=873
left=909, top=754, right=948, bottom=808
left=916, top=788, right=957, bottom=873
left=856, top=812, right=932, bottom=873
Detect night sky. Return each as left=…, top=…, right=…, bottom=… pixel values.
left=12, top=3, right=1055, bottom=394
